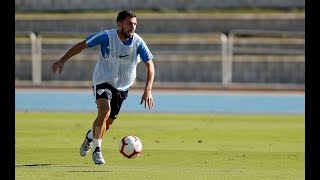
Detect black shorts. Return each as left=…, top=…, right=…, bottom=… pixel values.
left=92, top=82, right=128, bottom=120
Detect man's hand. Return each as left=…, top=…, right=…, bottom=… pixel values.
left=51, top=40, right=88, bottom=75
left=51, top=60, right=65, bottom=74
left=140, top=90, right=154, bottom=109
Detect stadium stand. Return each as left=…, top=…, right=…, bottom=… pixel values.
left=15, top=1, right=305, bottom=91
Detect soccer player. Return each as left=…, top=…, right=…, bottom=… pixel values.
left=51, top=10, right=155, bottom=165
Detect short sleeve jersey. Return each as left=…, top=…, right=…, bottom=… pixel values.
left=85, top=29, right=154, bottom=91
left=86, top=30, right=153, bottom=62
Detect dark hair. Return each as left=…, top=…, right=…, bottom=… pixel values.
left=117, top=10, right=136, bottom=22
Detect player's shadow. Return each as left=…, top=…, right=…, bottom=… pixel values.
left=67, top=170, right=111, bottom=172
left=16, top=164, right=53, bottom=167
left=15, top=164, right=111, bottom=172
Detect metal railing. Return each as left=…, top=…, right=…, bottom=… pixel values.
left=226, top=29, right=305, bottom=85
left=15, top=31, right=42, bottom=85
left=15, top=30, right=305, bottom=88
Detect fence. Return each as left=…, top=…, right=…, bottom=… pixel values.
left=227, top=29, right=305, bottom=86
left=15, top=30, right=305, bottom=90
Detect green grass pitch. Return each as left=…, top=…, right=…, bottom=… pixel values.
left=16, top=112, right=304, bottom=179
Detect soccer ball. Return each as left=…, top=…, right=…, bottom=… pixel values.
left=119, top=135, right=142, bottom=159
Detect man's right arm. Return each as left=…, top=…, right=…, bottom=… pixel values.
left=52, top=40, right=88, bottom=75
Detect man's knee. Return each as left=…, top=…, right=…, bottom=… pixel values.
left=105, top=118, right=114, bottom=131
left=96, top=99, right=111, bottom=118
left=98, top=106, right=110, bottom=117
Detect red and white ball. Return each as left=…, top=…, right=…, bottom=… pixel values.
left=119, top=135, right=142, bottom=159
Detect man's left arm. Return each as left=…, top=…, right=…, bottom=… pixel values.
left=140, top=60, right=155, bottom=109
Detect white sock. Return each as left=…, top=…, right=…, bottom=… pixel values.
left=93, top=138, right=102, bottom=151
left=87, top=130, right=93, bottom=140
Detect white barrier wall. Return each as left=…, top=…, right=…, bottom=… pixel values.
left=15, top=0, right=305, bottom=11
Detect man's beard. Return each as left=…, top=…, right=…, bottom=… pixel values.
left=121, top=28, right=133, bottom=38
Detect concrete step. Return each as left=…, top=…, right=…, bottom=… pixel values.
left=15, top=13, right=304, bottom=34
